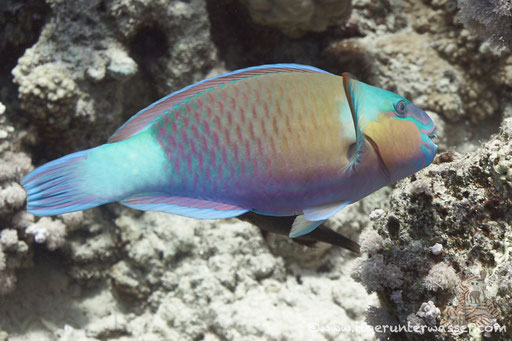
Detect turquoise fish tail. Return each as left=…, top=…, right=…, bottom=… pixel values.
left=22, top=131, right=167, bottom=216
left=21, top=147, right=111, bottom=216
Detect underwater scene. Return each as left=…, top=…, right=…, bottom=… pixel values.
left=0, top=0, right=511, bottom=340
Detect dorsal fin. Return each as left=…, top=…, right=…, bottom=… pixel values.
left=108, top=64, right=332, bottom=143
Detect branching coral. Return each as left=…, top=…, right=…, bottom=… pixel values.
left=0, top=229, right=18, bottom=250
left=0, top=183, right=26, bottom=210
left=25, top=217, right=67, bottom=251
left=0, top=230, right=21, bottom=295
left=0, top=103, right=86, bottom=296
left=0, top=111, right=34, bottom=296
left=352, top=254, right=404, bottom=292
left=359, top=228, right=385, bottom=255
left=424, top=262, right=460, bottom=292
left=0, top=102, right=14, bottom=145
left=14, top=64, right=79, bottom=124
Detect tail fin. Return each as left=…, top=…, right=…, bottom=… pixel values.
left=21, top=147, right=110, bottom=216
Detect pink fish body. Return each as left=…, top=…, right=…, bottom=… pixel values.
left=22, top=64, right=437, bottom=238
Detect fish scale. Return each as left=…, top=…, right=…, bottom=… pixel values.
left=149, top=73, right=350, bottom=209
left=21, top=64, right=437, bottom=240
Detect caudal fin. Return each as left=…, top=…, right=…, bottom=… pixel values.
left=21, top=147, right=109, bottom=216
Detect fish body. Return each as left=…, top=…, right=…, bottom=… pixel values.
left=22, top=64, right=437, bottom=238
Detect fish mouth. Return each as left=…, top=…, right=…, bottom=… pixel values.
left=409, top=103, right=437, bottom=140
left=423, top=126, right=438, bottom=143
left=424, top=126, right=437, bottom=139
left=424, top=127, right=439, bottom=154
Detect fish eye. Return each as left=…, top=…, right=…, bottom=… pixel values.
left=394, top=100, right=407, bottom=116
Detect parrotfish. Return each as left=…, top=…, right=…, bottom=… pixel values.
left=22, top=64, right=437, bottom=251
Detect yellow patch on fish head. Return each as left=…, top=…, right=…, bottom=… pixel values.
left=364, top=113, right=424, bottom=183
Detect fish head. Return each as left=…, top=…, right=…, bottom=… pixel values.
left=345, top=77, right=438, bottom=183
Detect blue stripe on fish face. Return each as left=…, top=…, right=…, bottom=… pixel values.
left=404, top=103, right=436, bottom=135
left=420, top=142, right=436, bottom=170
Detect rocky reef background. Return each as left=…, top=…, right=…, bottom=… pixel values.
left=0, top=0, right=511, bottom=340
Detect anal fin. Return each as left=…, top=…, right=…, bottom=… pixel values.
left=121, top=193, right=248, bottom=219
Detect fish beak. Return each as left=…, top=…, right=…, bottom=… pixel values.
left=422, top=124, right=437, bottom=141
left=428, top=129, right=437, bottom=139
left=408, top=103, right=437, bottom=141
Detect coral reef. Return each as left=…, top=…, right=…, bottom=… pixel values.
left=240, top=0, right=352, bottom=38
left=353, top=118, right=512, bottom=340
left=0, top=103, right=13, bottom=144
left=457, top=0, right=512, bottom=49
left=0, top=100, right=89, bottom=297
left=0, top=110, right=33, bottom=296
left=415, top=301, right=441, bottom=327
left=25, top=217, right=67, bottom=251
left=11, top=0, right=216, bottom=155
left=0, top=212, right=377, bottom=341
